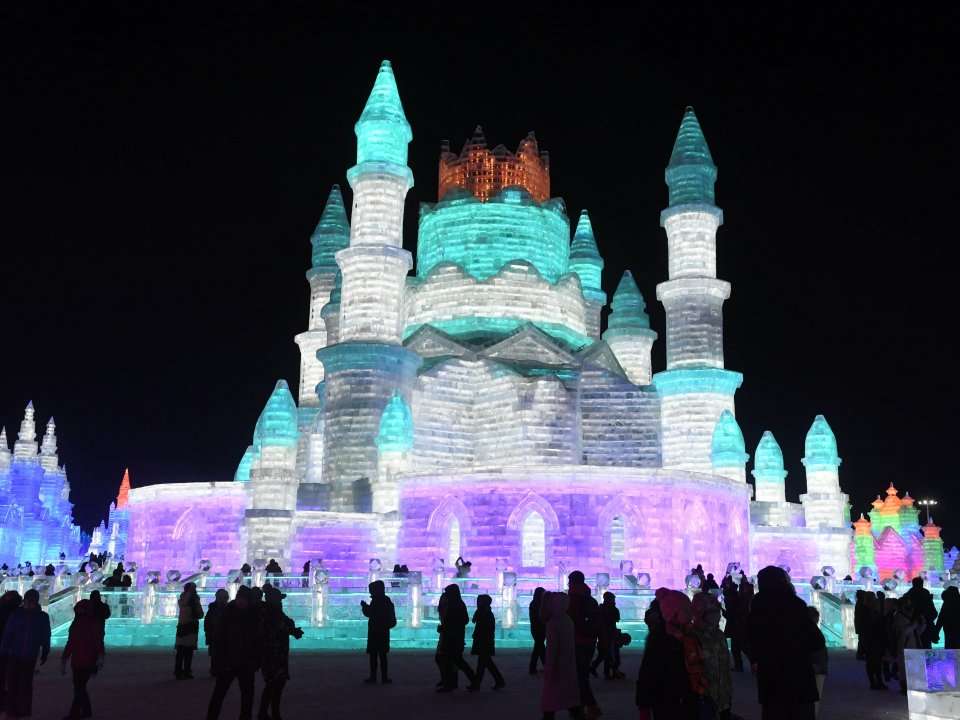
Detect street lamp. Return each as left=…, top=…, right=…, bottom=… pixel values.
left=918, top=498, right=938, bottom=525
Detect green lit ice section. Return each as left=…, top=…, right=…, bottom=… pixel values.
left=234, top=445, right=255, bottom=482
left=754, top=431, right=786, bottom=480
left=355, top=60, right=412, bottom=167
left=711, top=410, right=748, bottom=467
left=568, top=210, right=603, bottom=293
left=310, top=185, right=350, bottom=269
left=376, top=392, right=414, bottom=453
left=665, top=107, right=717, bottom=207
left=802, top=414, right=842, bottom=471
left=404, top=316, right=591, bottom=352
left=417, top=188, right=570, bottom=283
left=605, top=271, right=651, bottom=335
left=254, top=380, right=299, bottom=448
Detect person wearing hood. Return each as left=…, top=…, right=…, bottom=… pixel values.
left=175, top=581, right=204, bottom=679
left=206, top=585, right=263, bottom=720
left=204, top=589, right=230, bottom=676
left=935, top=585, right=960, bottom=649
left=745, top=566, right=824, bottom=719
left=540, top=591, right=581, bottom=719
left=636, top=588, right=702, bottom=720
left=258, top=583, right=304, bottom=720
left=361, top=580, right=396, bottom=684
left=566, top=571, right=600, bottom=718
left=693, top=591, right=732, bottom=719
left=61, top=599, right=104, bottom=719
left=469, top=594, right=505, bottom=690
left=437, top=584, right=475, bottom=691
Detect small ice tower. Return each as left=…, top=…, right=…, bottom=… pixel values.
left=800, top=415, right=850, bottom=528
left=568, top=210, right=606, bottom=340
left=603, top=271, right=657, bottom=385
left=710, top=410, right=749, bottom=483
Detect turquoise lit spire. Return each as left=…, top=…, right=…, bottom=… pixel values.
left=234, top=445, right=255, bottom=482
left=802, top=414, right=842, bottom=471
left=355, top=59, right=412, bottom=167
left=328, top=270, right=342, bottom=304
left=753, top=431, right=787, bottom=482
left=310, top=185, right=350, bottom=269
left=606, top=271, right=651, bottom=332
left=711, top=410, right=749, bottom=468
left=253, top=380, right=299, bottom=449
left=376, top=392, right=414, bottom=453
left=665, top=107, right=717, bottom=206
left=569, top=210, right=604, bottom=293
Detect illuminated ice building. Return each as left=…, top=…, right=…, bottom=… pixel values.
left=0, top=403, right=83, bottom=564
left=124, top=60, right=856, bottom=586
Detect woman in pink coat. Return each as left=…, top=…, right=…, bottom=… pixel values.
left=541, top=591, right=583, bottom=719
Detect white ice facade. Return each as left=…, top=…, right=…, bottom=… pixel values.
left=124, top=62, right=854, bottom=587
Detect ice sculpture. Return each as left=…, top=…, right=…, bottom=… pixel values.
left=603, top=271, right=657, bottom=385
left=710, top=410, right=748, bottom=483
left=568, top=210, right=606, bottom=340
left=800, top=415, right=850, bottom=528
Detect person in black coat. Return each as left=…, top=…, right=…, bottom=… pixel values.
left=204, top=589, right=229, bottom=676
left=361, top=580, right=396, bottom=684
left=206, top=586, right=263, bottom=720
left=903, top=577, right=939, bottom=648
left=528, top=586, right=546, bottom=674
left=746, top=566, right=825, bottom=720
left=935, top=586, right=960, bottom=649
left=468, top=594, right=505, bottom=690
left=437, top=584, right=476, bottom=692
left=259, top=584, right=303, bottom=719
left=635, top=599, right=698, bottom=720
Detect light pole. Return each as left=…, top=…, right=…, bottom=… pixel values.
left=918, top=498, right=938, bottom=525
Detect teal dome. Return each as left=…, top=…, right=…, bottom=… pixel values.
left=753, top=431, right=786, bottom=481
left=355, top=60, right=412, bottom=167
left=604, top=271, right=651, bottom=334
left=376, top=393, right=414, bottom=453
left=310, top=185, right=350, bottom=269
left=569, top=210, right=603, bottom=293
left=803, top=414, right=841, bottom=470
left=665, top=107, right=717, bottom=206
left=253, top=380, right=299, bottom=449
left=711, top=410, right=748, bottom=468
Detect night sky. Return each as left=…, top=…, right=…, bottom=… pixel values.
left=2, top=5, right=957, bottom=545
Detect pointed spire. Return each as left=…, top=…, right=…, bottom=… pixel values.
left=376, top=392, right=414, bottom=453
left=802, top=414, right=841, bottom=470
left=39, top=417, right=59, bottom=471
left=569, top=210, right=604, bottom=293
left=711, top=410, right=749, bottom=468
left=354, top=59, right=412, bottom=166
left=234, top=446, right=256, bottom=482
left=310, top=185, right=350, bottom=269
left=665, top=106, right=717, bottom=206
left=116, top=468, right=131, bottom=508
left=253, top=380, right=299, bottom=449
left=753, top=431, right=787, bottom=481
left=0, top=428, right=10, bottom=472
left=14, top=401, right=38, bottom=459
left=605, top=271, right=651, bottom=332
left=462, top=124, right=487, bottom=154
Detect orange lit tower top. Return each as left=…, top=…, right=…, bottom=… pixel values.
left=438, top=126, right=550, bottom=202
left=116, top=468, right=131, bottom=509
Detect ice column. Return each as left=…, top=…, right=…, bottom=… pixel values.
left=652, top=108, right=742, bottom=472
left=39, top=418, right=58, bottom=471
left=320, top=271, right=342, bottom=346
left=294, top=185, right=350, bottom=408
left=245, top=380, right=300, bottom=565
left=710, top=410, right=748, bottom=483
left=753, top=431, right=787, bottom=503
left=799, top=415, right=850, bottom=528
left=568, top=210, right=606, bottom=340
left=318, top=60, right=422, bottom=511
left=14, top=401, right=38, bottom=460
left=0, top=428, right=10, bottom=473
left=603, top=271, right=657, bottom=385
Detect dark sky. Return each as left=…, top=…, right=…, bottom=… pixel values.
left=1, top=5, right=957, bottom=544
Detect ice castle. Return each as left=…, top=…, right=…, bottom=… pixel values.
left=121, top=60, right=857, bottom=587
left=0, top=403, right=83, bottom=564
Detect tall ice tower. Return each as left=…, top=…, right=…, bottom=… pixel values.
left=652, top=108, right=743, bottom=473
left=317, top=60, right=421, bottom=511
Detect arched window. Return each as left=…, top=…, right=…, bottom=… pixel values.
left=521, top=511, right=546, bottom=567
left=446, top=516, right=461, bottom=566
left=609, top=515, right=626, bottom=563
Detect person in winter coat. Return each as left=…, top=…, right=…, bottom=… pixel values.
left=0, top=591, right=22, bottom=713
left=858, top=593, right=887, bottom=690
left=566, top=571, right=600, bottom=718
left=437, top=584, right=475, bottom=691
left=890, top=597, right=924, bottom=695
left=529, top=587, right=547, bottom=674
left=361, top=580, right=396, bottom=684
left=745, top=566, right=824, bottom=720
left=902, top=577, right=939, bottom=648
left=175, top=581, right=204, bottom=679
left=61, top=599, right=105, bottom=719
left=935, top=585, right=960, bottom=649
left=259, top=584, right=303, bottom=720
left=0, top=589, right=50, bottom=718
left=694, top=591, right=732, bottom=720
left=204, top=589, right=229, bottom=676
left=88, top=590, right=111, bottom=643
left=721, top=579, right=745, bottom=672
left=206, top=585, right=263, bottom=720
left=541, top=592, right=581, bottom=719
left=590, top=592, right=623, bottom=680
left=469, top=594, right=505, bottom=690
left=636, top=590, right=701, bottom=720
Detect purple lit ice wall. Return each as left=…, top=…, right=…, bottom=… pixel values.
left=749, top=527, right=820, bottom=580
left=290, top=511, right=379, bottom=574
left=397, top=466, right=752, bottom=588
left=126, top=482, right=246, bottom=576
